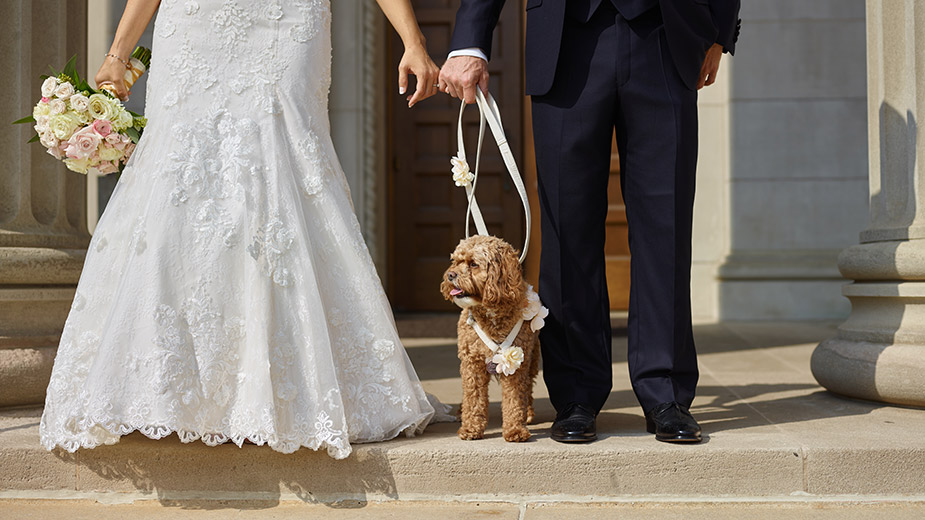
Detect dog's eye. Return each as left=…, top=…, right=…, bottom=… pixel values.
left=469, top=261, right=479, bottom=269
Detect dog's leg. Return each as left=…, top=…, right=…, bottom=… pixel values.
left=500, top=369, right=532, bottom=442
left=458, top=357, right=490, bottom=440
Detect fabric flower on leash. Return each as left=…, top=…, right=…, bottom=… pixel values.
left=522, top=285, right=549, bottom=332
left=450, top=155, right=474, bottom=187
left=492, top=346, right=524, bottom=376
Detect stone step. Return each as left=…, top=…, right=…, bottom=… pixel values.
left=2, top=498, right=925, bottom=520
left=2, top=321, right=925, bottom=505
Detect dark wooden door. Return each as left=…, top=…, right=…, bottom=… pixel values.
left=605, top=133, right=630, bottom=310
left=387, top=0, right=524, bottom=311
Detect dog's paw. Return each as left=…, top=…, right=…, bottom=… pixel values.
left=457, top=426, right=485, bottom=440
left=526, top=406, right=535, bottom=425
left=502, top=426, right=531, bottom=442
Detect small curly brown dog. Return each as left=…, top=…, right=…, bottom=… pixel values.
left=440, top=235, right=542, bottom=442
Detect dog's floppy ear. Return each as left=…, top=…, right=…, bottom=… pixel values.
left=482, top=242, right=523, bottom=307
left=501, top=246, right=524, bottom=303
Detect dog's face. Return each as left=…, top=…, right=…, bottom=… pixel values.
left=440, top=235, right=524, bottom=310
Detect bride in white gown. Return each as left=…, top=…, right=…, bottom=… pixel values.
left=40, top=0, right=447, bottom=459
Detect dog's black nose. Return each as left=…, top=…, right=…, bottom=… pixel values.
left=447, top=271, right=457, bottom=281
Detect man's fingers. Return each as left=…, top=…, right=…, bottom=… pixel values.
left=462, top=83, right=478, bottom=104
left=479, top=70, right=489, bottom=94
left=703, top=71, right=716, bottom=87
left=705, top=61, right=720, bottom=87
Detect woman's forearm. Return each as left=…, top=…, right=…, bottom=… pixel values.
left=108, top=0, right=161, bottom=60
left=375, top=0, right=427, bottom=50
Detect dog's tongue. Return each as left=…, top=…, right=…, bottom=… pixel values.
left=450, top=288, right=464, bottom=296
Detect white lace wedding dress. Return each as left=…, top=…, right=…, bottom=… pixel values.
left=40, top=0, right=440, bottom=459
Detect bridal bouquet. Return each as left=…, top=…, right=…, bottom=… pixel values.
left=13, top=47, right=151, bottom=175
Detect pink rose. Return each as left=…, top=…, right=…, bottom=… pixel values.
left=104, top=133, right=122, bottom=145
left=91, top=119, right=112, bottom=137
left=122, top=143, right=136, bottom=160
left=97, top=161, right=119, bottom=174
left=65, top=126, right=101, bottom=160
left=47, top=145, right=63, bottom=160
left=41, top=97, right=50, bottom=103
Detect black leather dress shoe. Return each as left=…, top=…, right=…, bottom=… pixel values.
left=645, top=402, right=702, bottom=443
left=550, top=403, right=598, bottom=443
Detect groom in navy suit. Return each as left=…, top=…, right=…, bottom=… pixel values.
left=439, top=0, right=740, bottom=443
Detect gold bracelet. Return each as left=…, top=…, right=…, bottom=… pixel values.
left=105, top=53, right=131, bottom=69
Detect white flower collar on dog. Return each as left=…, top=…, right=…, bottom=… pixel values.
left=467, top=287, right=548, bottom=376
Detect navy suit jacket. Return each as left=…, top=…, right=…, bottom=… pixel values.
left=449, top=0, right=741, bottom=95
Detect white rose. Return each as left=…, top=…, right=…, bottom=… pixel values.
left=64, top=157, right=91, bottom=174
left=87, top=93, right=115, bottom=121
left=46, top=143, right=63, bottom=160
left=39, top=132, right=59, bottom=150
left=530, top=306, right=549, bottom=332
left=522, top=299, right=542, bottom=320
left=55, top=82, right=75, bottom=99
left=70, top=93, right=90, bottom=112
left=450, top=155, right=474, bottom=187
left=33, top=101, right=52, bottom=119
left=492, top=346, right=525, bottom=376
left=49, top=98, right=67, bottom=115
left=50, top=113, right=80, bottom=140
left=98, top=144, right=123, bottom=162
left=112, top=108, right=134, bottom=132
left=34, top=115, right=51, bottom=133
left=41, top=77, right=58, bottom=97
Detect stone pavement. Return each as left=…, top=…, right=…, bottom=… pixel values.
left=2, top=318, right=925, bottom=517
left=2, top=499, right=925, bottom=519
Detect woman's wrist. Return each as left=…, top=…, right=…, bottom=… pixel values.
left=401, top=34, right=427, bottom=53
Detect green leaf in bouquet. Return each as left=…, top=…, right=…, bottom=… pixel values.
left=12, top=115, right=36, bottom=125
left=27, top=134, right=40, bottom=144
left=125, top=127, right=141, bottom=144
left=61, top=55, right=79, bottom=84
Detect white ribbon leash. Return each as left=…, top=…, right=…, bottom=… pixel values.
left=456, top=90, right=532, bottom=263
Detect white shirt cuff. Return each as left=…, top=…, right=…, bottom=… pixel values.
left=448, top=48, right=488, bottom=62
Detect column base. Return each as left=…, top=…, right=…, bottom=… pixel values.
left=812, top=337, right=925, bottom=408
left=811, top=279, right=925, bottom=408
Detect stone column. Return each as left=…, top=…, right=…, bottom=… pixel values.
left=0, top=0, right=89, bottom=407
left=812, top=0, right=925, bottom=407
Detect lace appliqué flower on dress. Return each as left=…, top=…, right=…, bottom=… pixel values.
left=151, top=286, right=244, bottom=408
left=228, top=40, right=289, bottom=114
left=166, top=109, right=260, bottom=249
left=296, top=120, right=331, bottom=197
left=290, top=0, right=329, bottom=43
left=247, top=217, right=296, bottom=287
left=163, top=39, right=217, bottom=108
left=209, top=0, right=255, bottom=55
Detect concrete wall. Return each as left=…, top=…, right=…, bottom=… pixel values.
left=695, top=0, right=869, bottom=321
